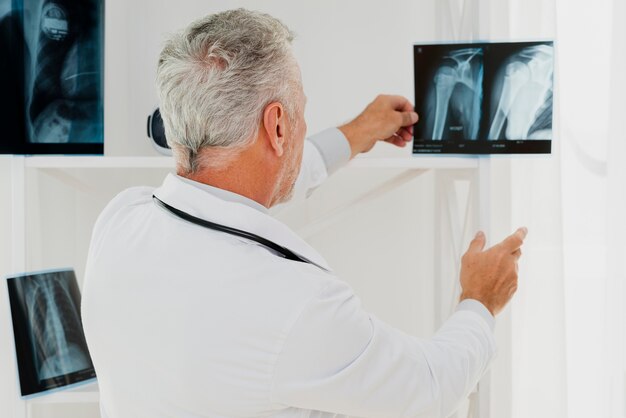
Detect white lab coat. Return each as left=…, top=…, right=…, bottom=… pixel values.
left=82, top=134, right=496, bottom=418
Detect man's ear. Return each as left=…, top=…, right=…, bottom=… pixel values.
left=262, top=102, right=286, bottom=157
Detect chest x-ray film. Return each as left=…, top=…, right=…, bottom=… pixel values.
left=6, top=269, right=96, bottom=397
left=0, top=0, right=104, bottom=154
left=413, top=41, right=554, bottom=154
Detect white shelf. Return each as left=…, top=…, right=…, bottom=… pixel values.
left=23, top=156, right=174, bottom=168
left=348, top=156, right=478, bottom=169
left=17, top=155, right=478, bottom=170
left=26, top=382, right=99, bottom=404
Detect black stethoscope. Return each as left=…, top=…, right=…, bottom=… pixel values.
left=153, top=195, right=312, bottom=265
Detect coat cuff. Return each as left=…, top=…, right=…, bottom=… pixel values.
left=307, top=128, right=351, bottom=175
left=456, top=299, right=496, bottom=331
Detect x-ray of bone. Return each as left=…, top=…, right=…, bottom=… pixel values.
left=487, top=44, right=554, bottom=140
left=413, top=41, right=554, bottom=154
left=7, top=269, right=96, bottom=397
left=0, top=0, right=104, bottom=154
left=420, top=47, right=484, bottom=141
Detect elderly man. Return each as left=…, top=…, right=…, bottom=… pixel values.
left=82, top=8, right=525, bottom=418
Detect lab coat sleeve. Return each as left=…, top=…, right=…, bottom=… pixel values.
left=291, top=128, right=351, bottom=201
left=270, top=280, right=496, bottom=418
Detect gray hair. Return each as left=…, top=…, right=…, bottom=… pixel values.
left=156, top=9, right=300, bottom=174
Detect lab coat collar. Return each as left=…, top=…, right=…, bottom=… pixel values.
left=153, top=174, right=332, bottom=272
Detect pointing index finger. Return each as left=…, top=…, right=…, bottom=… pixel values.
left=501, top=227, right=528, bottom=252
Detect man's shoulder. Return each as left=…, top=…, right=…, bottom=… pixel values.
left=89, top=185, right=155, bottom=244
left=101, top=186, right=154, bottom=217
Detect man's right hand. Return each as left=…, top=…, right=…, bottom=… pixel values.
left=338, top=95, right=418, bottom=158
left=459, top=228, right=527, bottom=316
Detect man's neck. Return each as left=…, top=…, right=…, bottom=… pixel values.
left=176, top=175, right=269, bottom=213
left=184, top=170, right=268, bottom=207
left=182, top=140, right=279, bottom=209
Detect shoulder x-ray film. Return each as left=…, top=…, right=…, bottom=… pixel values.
left=6, top=269, right=96, bottom=397
left=0, top=0, right=104, bottom=154
left=413, top=41, right=554, bottom=154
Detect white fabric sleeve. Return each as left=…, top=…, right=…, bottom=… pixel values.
left=307, top=127, right=352, bottom=175
left=270, top=280, right=497, bottom=418
left=456, top=299, right=495, bottom=331
left=291, top=128, right=351, bottom=201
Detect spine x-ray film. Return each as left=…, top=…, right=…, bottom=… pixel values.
left=413, top=41, right=554, bottom=154
left=6, top=269, right=96, bottom=397
left=0, top=0, right=104, bottom=155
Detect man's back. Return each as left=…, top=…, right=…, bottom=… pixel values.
left=82, top=180, right=343, bottom=417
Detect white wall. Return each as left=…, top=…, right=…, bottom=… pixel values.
left=0, top=1, right=526, bottom=417
left=104, top=0, right=436, bottom=157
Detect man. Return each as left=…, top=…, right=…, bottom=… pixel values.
left=82, top=8, right=525, bottom=418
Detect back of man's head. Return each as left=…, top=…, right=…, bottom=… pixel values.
left=156, top=9, right=300, bottom=174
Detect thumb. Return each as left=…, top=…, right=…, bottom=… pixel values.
left=399, top=111, right=419, bottom=127
left=468, top=231, right=486, bottom=253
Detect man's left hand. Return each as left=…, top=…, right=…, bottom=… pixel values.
left=338, top=95, right=419, bottom=158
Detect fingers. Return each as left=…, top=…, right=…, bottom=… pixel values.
left=380, top=95, right=419, bottom=128
left=399, top=110, right=419, bottom=127
left=396, top=126, right=413, bottom=142
left=383, top=134, right=408, bottom=147
left=384, top=125, right=415, bottom=147
left=383, top=128, right=413, bottom=148
left=467, top=230, right=486, bottom=253
left=500, top=227, right=528, bottom=252
left=386, top=95, right=414, bottom=112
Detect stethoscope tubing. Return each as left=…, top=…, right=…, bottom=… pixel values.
left=152, top=195, right=310, bottom=264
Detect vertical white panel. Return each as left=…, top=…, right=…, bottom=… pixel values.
left=11, top=157, right=26, bottom=271
left=606, top=0, right=626, bottom=415
left=5, top=157, right=27, bottom=418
